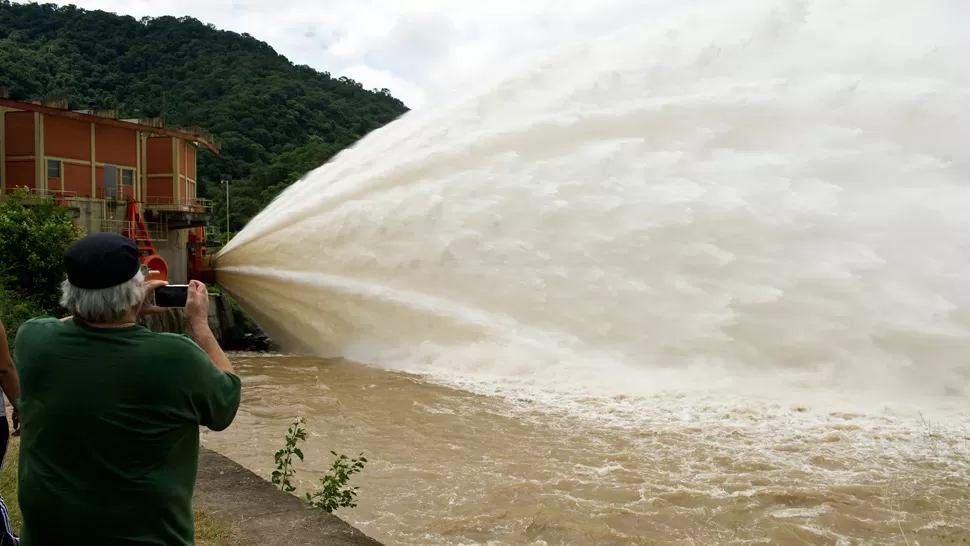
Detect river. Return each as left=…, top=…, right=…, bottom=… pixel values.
left=202, top=354, right=970, bottom=545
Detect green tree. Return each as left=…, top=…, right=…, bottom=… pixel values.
left=0, top=188, right=84, bottom=314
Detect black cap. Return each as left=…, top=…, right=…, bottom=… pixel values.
left=64, top=232, right=141, bottom=289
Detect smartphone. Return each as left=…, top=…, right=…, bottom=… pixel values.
left=154, top=285, right=189, bottom=308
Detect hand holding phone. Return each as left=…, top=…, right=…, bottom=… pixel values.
left=139, top=269, right=170, bottom=317
left=154, top=285, right=190, bottom=308
left=183, top=281, right=210, bottom=328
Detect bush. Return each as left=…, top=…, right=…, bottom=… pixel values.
left=271, top=418, right=307, bottom=493
left=271, top=417, right=367, bottom=513
left=0, top=188, right=83, bottom=313
left=305, top=452, right=367, bottom=513
left=0, top=286, right=47, bottom=348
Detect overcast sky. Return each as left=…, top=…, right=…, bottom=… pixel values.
left=35, top=0, right=701, bottom=109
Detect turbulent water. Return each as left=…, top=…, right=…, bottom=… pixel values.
left=213, top=1, right=970, bottom=544
left=204, top=355, right=970, bottom=545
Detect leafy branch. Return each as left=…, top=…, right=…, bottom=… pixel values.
left=305, top=451, right=367, bottom=513
left=271, top=417, right=306, bottom=492
left=270, top=417, right=367, bottom=513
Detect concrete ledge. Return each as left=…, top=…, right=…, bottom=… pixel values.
left=194, top=447, right=383, bottom=546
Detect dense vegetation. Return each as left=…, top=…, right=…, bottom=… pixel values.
left=0, top=0, right=409, bottom=231
left=0, top=189, right=82, bottom=344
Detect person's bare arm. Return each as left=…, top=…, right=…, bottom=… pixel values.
left=0, top=320, right=21, bottom=431
left=185, top=281, right=235, bottom=375
left=190, top=321, right=234, bottom=374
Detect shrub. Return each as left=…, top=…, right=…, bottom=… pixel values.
left=271, top=417, right=367, bottom=513
left=0, top=285, right=48, bottom=348
left=0, top=188, right=83, bottom=313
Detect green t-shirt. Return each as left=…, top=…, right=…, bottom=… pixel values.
left=13, top=317, right=242, bottom=546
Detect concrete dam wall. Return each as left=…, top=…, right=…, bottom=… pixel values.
left=138, top=293, right=275, bottom=351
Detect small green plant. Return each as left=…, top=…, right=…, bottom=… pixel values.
left=305, top=451, right=367, bottom=513
left=271, top=417, right=306, bottom=492
left=270, top=417, right=367, bottom=513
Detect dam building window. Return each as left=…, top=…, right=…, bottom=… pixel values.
left=47, top=159, right=62, bottom=179
left=104, top=166, right=118, bottom=199
left=103, top=166, right=134, bottom=199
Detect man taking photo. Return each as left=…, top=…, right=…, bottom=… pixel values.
left=13, top=232, right=242, bottom=545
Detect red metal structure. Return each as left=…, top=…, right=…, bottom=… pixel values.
left=187, top=226, right=217, bottom=284
left=121, top=199, right=170, bottom=281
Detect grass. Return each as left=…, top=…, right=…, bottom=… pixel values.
left=194, top=510, right=237, bottom=546
left=0, top=440, right=237, bottom=545
left=0, top=442, right=18, bottom=533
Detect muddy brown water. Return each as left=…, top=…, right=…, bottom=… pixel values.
left=201, top=355, right=970, bottom=545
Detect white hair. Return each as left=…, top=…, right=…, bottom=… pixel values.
left=60, top=270, right=145, bottom=323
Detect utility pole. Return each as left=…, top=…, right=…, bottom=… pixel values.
left=221, top=179, right=230, bottom=236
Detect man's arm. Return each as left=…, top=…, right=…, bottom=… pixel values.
left=190, top=320, right=234, bottom=375
left=183, top=280, right=240, bottom=431
left=184, top=280, right=234, bottom=375
left=0, top=320, right=21, bottom=433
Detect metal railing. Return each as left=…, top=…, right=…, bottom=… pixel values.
left=3, top=187, right=213, bottom=218
left=96, top=186, right=135, bottom=202
left=3, top=186, right=80, bottom=206
left=99, top=219, right=169, bottom=242
left=143, top=196, right=212, bottom=214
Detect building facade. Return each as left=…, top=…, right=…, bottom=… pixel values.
left=0, top=95, right=219, bottom=284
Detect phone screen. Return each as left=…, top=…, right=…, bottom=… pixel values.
left=154, top=285, right=189, bottom=308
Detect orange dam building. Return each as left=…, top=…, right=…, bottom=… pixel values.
left=0, top=90, right=220, bottom=283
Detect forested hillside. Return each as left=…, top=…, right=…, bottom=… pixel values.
left=0, top=1, right=409, bottom=230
